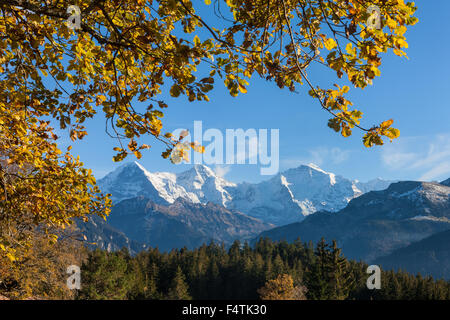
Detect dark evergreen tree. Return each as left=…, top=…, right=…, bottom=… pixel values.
left=305, top=239, right=332, bottom=299
left=329, top=240, right=354, bottom=300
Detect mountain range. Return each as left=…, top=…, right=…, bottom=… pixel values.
left=76, top=161, right=450, bottom=279
left=256, top=180, right=450, bottom=267
left=97, top=162, right=392, bottom=225
left=84, top=161, right=390, bottom=251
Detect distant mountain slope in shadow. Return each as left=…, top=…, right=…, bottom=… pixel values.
left=375, top=228, right=450, bottom=280
left=256, top=181, right=450, bottom=263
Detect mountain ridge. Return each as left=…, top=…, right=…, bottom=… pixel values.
left=255, top=180, right=450, bottom=262
left=98, top=162, right=393, bottom=225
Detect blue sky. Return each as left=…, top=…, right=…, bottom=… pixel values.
left=60, top=1, right=450, bottom=184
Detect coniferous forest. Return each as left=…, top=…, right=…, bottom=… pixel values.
left=2, top=232, right=450, bottom=300
left=76, top=238, right=450, bottom=300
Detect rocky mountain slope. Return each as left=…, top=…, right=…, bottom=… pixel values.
left=256, top=181, right=450, bottom=262
left=103, top=196, right=273, bottom=251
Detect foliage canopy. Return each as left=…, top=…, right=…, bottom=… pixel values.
left=0, top=0, right=417, bottom=260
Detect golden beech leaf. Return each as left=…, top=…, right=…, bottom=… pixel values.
left=238, top=84, right=247, bottom=93
left=384, top=127, right=401, bottom=140
left=324, top=38, right=337, bottom=50
left=341, top=125, right=352, bottom=137
left=380, top=119, right=394, bottom=129
left=134, top=150, right=142, bottom=159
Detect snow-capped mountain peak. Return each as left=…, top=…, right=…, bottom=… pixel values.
left=98, top=161, right=171, bottom=204
left=177, top=164, right=219, bottom=189
left=98, top=162, right=394, bottom=226
left=225, top=163, right=392, bottom=225
left=287, top=163, right=337, bottom=186
left=175, top=164, right=236, bottom=206
left=306, top=162, right=330, bottom=174
left=98, top=162, right=236, bottom=206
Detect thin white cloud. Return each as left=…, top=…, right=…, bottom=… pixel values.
left=282, top=147, right=350, bottom=169
left=419, top=162, right=450, bottom=181
left=330, top=147, right=351, bottom=164
left=382, top=133, right=450, bottom=181
left=214, top=165, right=231, bottom=178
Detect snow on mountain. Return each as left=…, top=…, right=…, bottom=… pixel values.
left=176, top=165, right=236, bottom=206
left=227, top=164, right=366, bottom=225
left=98, top=162, right=236, bottom=206
left=98, top=162, right=393, bottom=226
left=354, top=177, right=394, bottom=194
left=97, top=162, right=171, bottom=204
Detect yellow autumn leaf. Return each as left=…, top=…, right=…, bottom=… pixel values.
left=324, top=38, right=337, bottom=50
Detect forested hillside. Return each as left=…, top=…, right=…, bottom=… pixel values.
left=77, top=239, right=450, bottom=300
